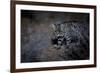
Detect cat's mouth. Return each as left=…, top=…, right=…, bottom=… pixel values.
left=51, top=35, right=66, bottom=49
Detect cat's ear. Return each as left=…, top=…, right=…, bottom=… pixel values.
left=51, top=24, right=56, bottom=31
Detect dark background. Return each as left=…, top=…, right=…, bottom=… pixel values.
left=21, top=10, right=89, bottom=63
